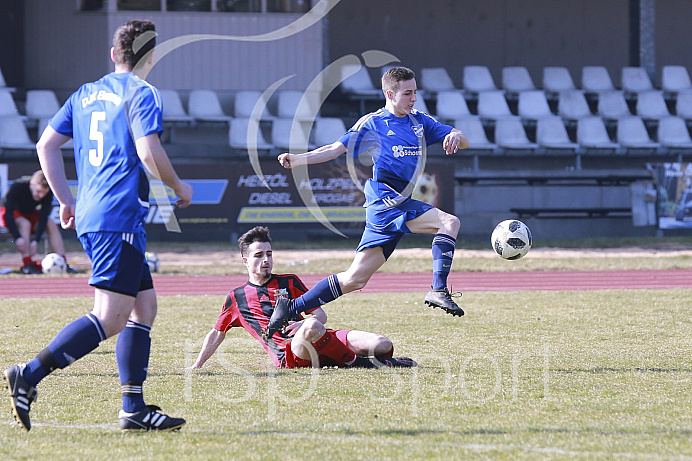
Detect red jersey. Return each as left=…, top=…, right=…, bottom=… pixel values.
left=214, top=274, right=317, bottom=367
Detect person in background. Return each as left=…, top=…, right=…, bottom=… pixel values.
left=0, top=170, right=75, bottom=274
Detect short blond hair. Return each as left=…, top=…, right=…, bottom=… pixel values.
left=30, top=170, right=49, bottom=189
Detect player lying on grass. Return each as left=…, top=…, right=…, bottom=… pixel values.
left=190, top=226, right=416, bottom=369
left=268, top=66, right=469, bottom=339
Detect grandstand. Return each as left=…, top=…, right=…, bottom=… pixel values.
left=1, top=0, right=691, bottom=241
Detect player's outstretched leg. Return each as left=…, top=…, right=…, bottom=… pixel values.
left=119, top=404, right=186, bottom=432
left=264, top=296, right=292, bottom=340
left=4, top=364, right=37, bottom=431
left=424, top=287, right=464, bottom=317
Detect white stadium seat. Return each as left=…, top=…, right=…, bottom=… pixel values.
left=188, top=89, right=232, bottom=124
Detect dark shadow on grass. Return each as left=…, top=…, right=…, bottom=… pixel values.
left=554, top=367, right=692, bottom=374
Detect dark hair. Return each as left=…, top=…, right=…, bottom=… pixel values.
left=382, top=66, right=416, bottom=93
left=238, top=226, right=272, bottom=256
left=112, top=19, right=157, bottom=69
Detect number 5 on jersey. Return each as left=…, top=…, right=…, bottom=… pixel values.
left=89, top=111, right=106, bottom=166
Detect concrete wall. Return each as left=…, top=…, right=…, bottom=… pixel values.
left=23, top=0, right=323, bottom=96
left=327, top=0, right=692, bottom=90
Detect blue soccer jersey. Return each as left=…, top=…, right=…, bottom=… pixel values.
left=50, top=72, right=162, bottom=236
left=338, top=108, right=453, bottom=195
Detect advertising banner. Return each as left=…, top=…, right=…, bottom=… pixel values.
left=36, top=158, right=454, bottom=241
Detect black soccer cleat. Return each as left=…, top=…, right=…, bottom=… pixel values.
left=424, top=287, right=464, bottom=317
left=264, top=296, right=292, bottom=341
left=119, top=405, right=186, bottom=432
left=352, top=356, right=418, bottom=368
left=21, top=265, right=42, bottom=275
left=4, top=364, right=38, bottom=432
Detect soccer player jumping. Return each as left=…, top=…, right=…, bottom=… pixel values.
left=4, top=20, right=192, bottom=432
left=269, top=66, right=469, bottom=338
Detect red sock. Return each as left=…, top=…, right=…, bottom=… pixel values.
left=379, top=346, right=394, bottom=358
left=22, top=256, right=32, bottom=267
left=312, top=331, right=358, bottom=366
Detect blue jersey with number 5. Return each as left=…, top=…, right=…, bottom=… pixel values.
left=50, top=72, right=162, bottom=236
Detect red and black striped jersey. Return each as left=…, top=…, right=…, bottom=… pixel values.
left=214, top=274, right=315, bottom=367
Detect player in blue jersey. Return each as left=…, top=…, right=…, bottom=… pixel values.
left=268, top=67, right=469, bottom=338
left=3, top=20, right=192, bottom=432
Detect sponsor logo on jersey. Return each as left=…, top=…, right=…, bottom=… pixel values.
left=392, top=145, right=422, bottom=158
left=386, top=129, right=396, bottom=136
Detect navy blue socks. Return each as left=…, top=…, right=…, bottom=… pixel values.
left=24, top=313, right=106, bottom=388
left=116, top=320, right=152, bottom=414
left=431, top=234, right=456, bottom=290
left=291, top=274, right=343, bottom=316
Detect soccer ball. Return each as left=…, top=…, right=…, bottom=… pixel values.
left=145, top=252, right=160, bottom=273
left=42, top=253, right=67, bottom=274
left=491, top=220, right=532, bottom=260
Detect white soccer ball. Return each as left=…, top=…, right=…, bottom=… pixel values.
left=42, top=253, right=67, bottom=274
left=145, top=252, right=160, bottom=273
left=491, top=220, right=532, bottom=260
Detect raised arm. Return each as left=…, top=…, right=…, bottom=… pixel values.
left=190, top=329, right=226, bottom=369
left=135, top=133, right=193, bottom=208
left=277, top=141, right=347, bottom=169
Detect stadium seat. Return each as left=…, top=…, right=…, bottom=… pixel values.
left=0, top=67, right=14, bottom=92
left=463, top=66, right=500, bottom=94
left=581, top=66, right=616, bottom=94
left=188, top=89, right=232, bottom=124
left=494, top=118, right=538, bottom=150
left=233, top=90, right=275, bottom=120
left=657, top=116, right=692, bottom=148
left=420, top=67, right=459, bottom=94
left=413, top=96, right=430, bottom=114
left=37, top=118, right=73, bottom=150
left=675, top=92, right=692, bottom=121
left=271, top=118, right=315, bottom=151
left=311, top=117, right=347, bottom=147
left=453, top=117, right=497, bottom=151
left=340, top=64, right=381, bottom=98
left=435, top=90, right=474, bottom=123
left=0, top=116, right=36, bottom=149
left=160, top=89, right=194, bottom=124
left=597, top=90, right=631, bottom=121
left=616, top=116, right=661, bottom=150
left=542, top=67, right=577, bottom=94
left=277, top=90, right=319, bottom=121
left=621, top=67, right=654, bottom=95
left=661, top=65, right=692, bottom=96
left=536, top=117, right=580, bottom=151
left=576, top=116, right=621, bottom=150
left=340, top=64, right=382, bottom=112
left=517, top=90, right=554, bottom=122
left=25, top=90, right=60, bottom=127
left=477, top=91, right=518, bottom=122
left=558, top=90, right=592, bottom=121
left=228, top=117, right=274, bottom=152
left=635, top=90, right=670, bottom=121
left=0, top=90, right=24, bottom=119
left=502, top=66, right=536, bottom=96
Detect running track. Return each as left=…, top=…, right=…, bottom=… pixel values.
left=1, top=270, right=691, bottom=298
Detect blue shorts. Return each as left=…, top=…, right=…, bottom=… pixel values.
left=79, top=231, right=153, bottom=297
left=356, top=180, right=433, bottom=259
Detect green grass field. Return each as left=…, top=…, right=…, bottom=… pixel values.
left=1, top=267, right=691, bottom=459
